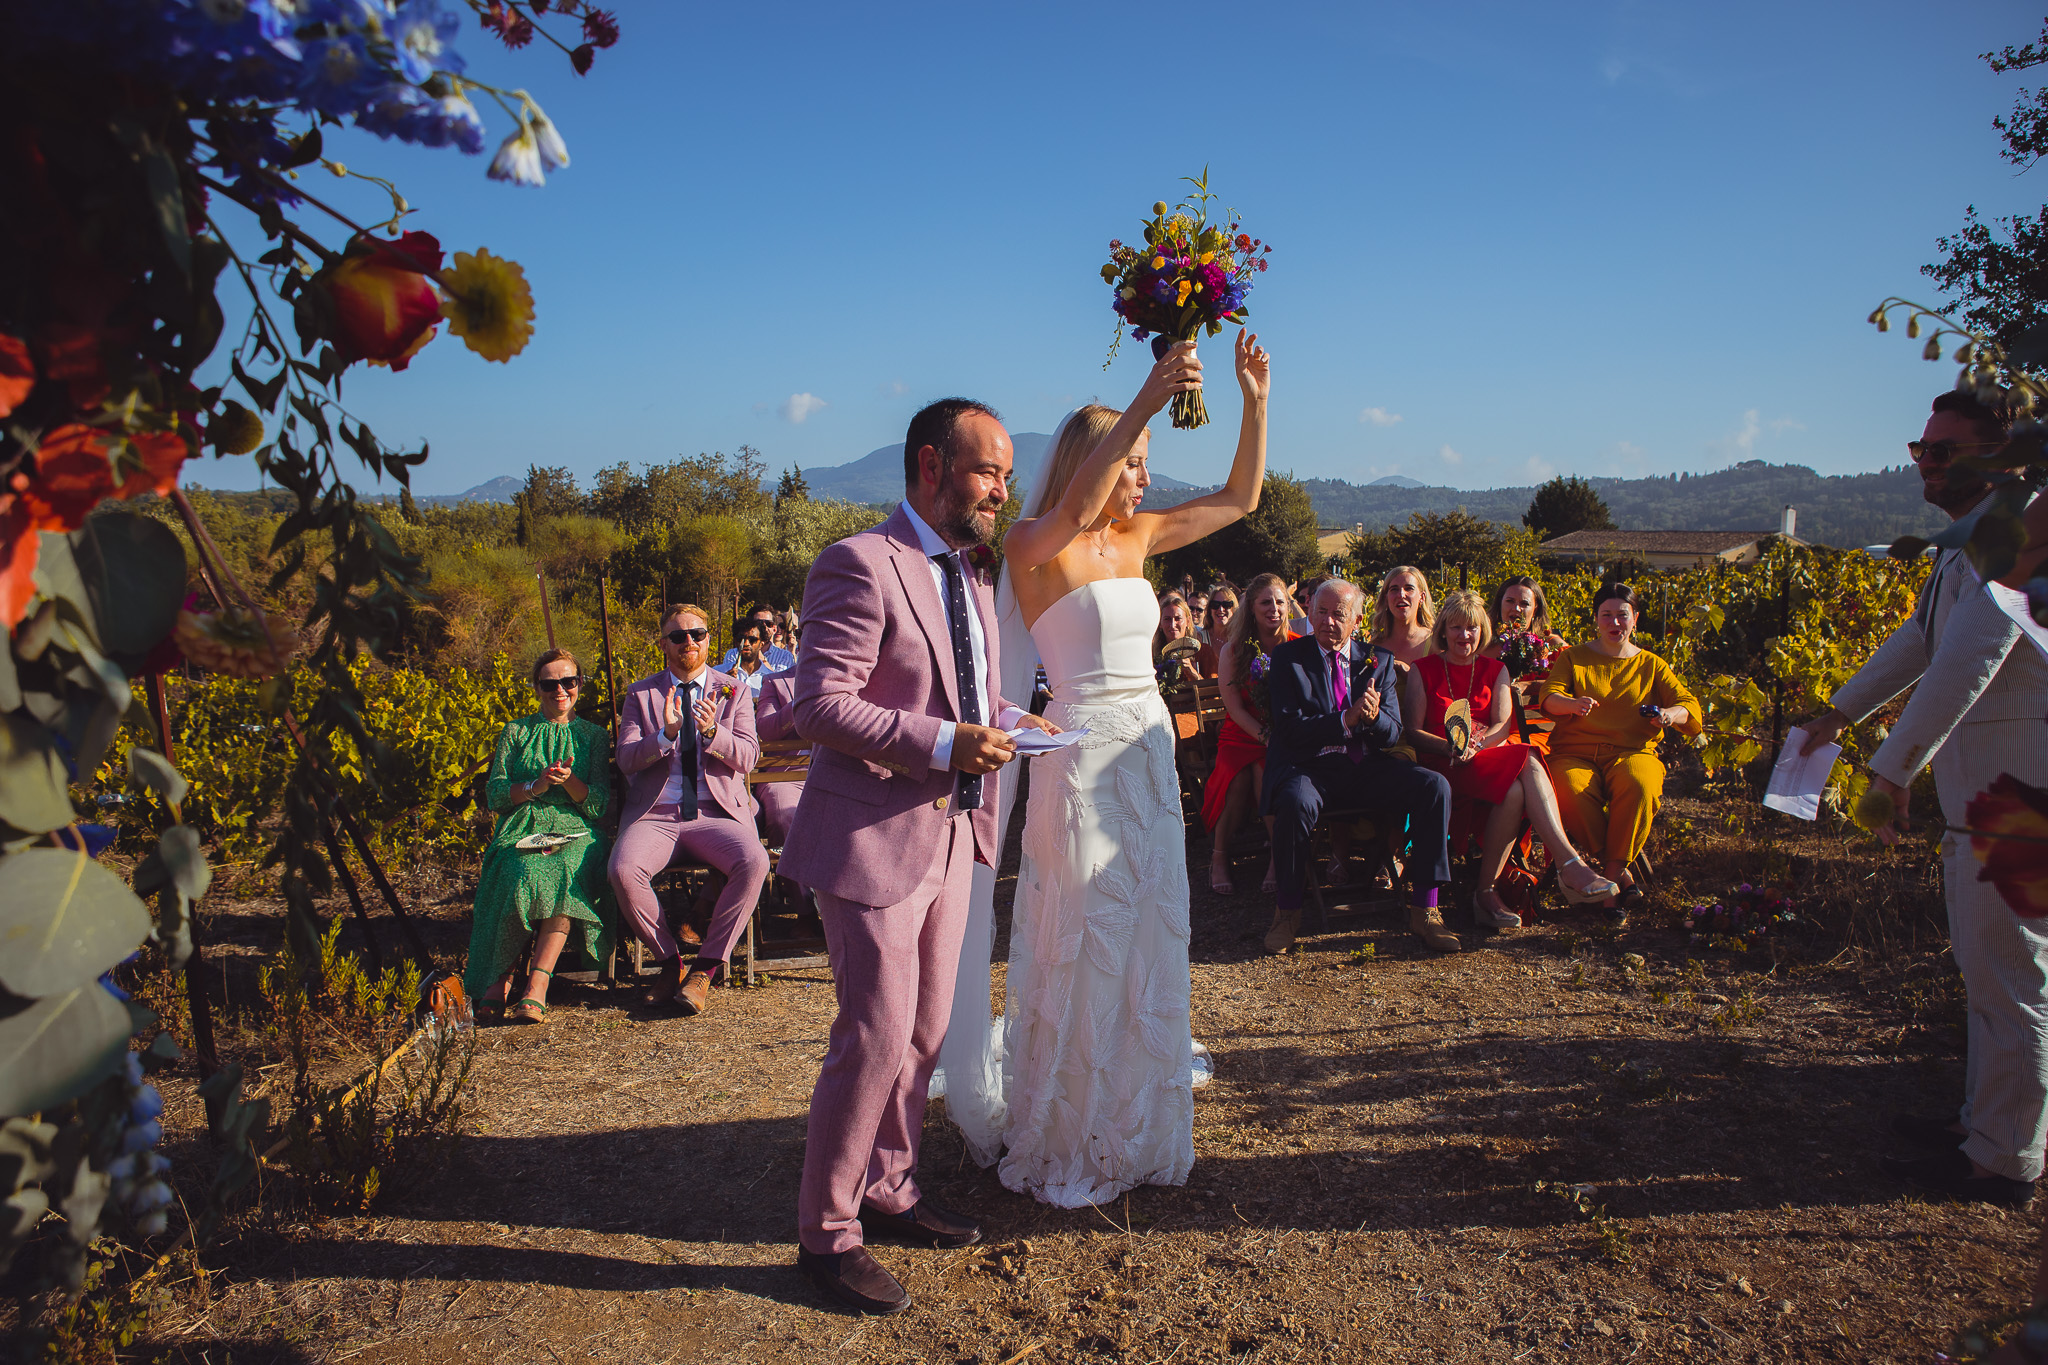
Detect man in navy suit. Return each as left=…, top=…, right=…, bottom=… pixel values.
left=1262, top=579, right=1457, bottom=954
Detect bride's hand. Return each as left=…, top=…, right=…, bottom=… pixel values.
left=1235, top=329, right=1269, bottom=401
left=1132, top=341, right=1201, bottom=420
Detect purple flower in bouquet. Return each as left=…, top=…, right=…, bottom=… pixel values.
left=1495, top=628, right=1551, bottom=679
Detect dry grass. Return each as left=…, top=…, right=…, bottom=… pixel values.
left=38, top=773, right=2039, bottom=1363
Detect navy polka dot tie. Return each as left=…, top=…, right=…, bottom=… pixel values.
left=935, top=551, right=983, bottom=812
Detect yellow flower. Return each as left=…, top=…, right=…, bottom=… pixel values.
left=1175, top=279, right=1193, bottom=306
left=437, top=248, right=535, bottom=363
left=1151, top=256, right=1165, bottom=270
left=1199, top=252, right=1214, bottom=265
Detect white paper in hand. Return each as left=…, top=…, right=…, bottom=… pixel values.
left=1763, top=727, right=1841, bottom=821
left=1986, top=579, right=2048, bottom=666
left=1008, top=725, right=1089, bottom=756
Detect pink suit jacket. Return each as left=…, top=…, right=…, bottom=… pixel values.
left=778, top=506, right=1014, bottom=907
left=615, top=666, right=760, bottom=826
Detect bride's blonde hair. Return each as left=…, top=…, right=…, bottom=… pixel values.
left=1025, top=405, right=1124, bottom=519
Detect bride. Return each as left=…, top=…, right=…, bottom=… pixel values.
left=938, top=330, right=1271, bottom=1207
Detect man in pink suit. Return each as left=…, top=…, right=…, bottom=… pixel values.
left=610, top=603, right=768, bottom=1018
left=752, top=670, right=803, bottom=846
left=783, top=398, right=1058, bottom=1315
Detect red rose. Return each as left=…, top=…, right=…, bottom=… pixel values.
left=318, top=231, right=445, bottom=370
left=1968, top=773, right=2048, bottom=918
left=0, top=333, right=32, bottom=418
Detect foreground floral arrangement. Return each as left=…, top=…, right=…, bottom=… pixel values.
left=0, top=0, right=614, bottom=1298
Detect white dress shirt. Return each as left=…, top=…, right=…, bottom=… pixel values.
left=656, top=668, right=714, bottom=808
left=898, top=500, right=1024, bottom=770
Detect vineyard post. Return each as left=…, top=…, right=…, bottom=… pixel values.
left=1458, top=561, right=1468, bottom=591
left=1770, top=550, right=1790, bottom=760
left=145, top=672, right=224, bottom=1121
left=598, top=565, right=621, bottom=742
left=537, top=570, right=557, bottom=650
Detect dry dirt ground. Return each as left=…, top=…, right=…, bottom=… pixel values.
left=102, top=789, right=2044, bottom=1363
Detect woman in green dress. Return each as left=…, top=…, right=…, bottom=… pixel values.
left=464, top=648, right=615, bottom=1024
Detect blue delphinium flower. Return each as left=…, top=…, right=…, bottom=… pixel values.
left=408, top=88, right=487, bottom=153
left=298, top=29, right=383, bottom=115
left=354, top=79, right=432, bottom=141
left=388, top=0, right=463, bottom=83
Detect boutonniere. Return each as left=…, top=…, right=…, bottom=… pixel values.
left=965, top=544, right=997, bottom=579
left=713, top=682, right=737, bottom=704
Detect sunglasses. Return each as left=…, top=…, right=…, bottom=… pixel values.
left=537, top=675, right=581, bottom=694
left=1908, top=439, right=2004, bottom=465
left=665, top=627, right=711, bottom=644
left=1209, top=600, right=1236, bottom=613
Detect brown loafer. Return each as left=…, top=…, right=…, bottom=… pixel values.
left=1263, top=906, right=1301, bottom=956
left=1408, top=905, right=1461, bottom=953
left=797, top=1245, right=909, bottom=1315
left=678, top=921, right=704, bottom=949
left=676, top=967, right=714, bottom=1017
left=641, top=957, right=683, bottom=1008
left=860, top=1198, right=981, bottom=1249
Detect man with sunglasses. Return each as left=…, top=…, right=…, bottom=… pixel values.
left=609, top=604, right=769, bottom=1019
left=727, top=621, right=786, bottom=697
left=1801, top=388, right=2048, bottom=1206
left=718, top=604, right=797, bottom=673
left=782, top=397, right=1058, bottom=1315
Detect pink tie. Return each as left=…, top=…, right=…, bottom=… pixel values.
left=1330, top=648, right=1348, bottom=711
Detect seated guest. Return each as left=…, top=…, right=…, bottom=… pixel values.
left=1263, top=579, right=1457, bottom=955
left=1202, top=573, right=1295, bottom=895
left=753, top=669, right=805, bottom=846
left=464, top=649, right=615, bottom=1025
left=1201, top=582, right=1238, bottom=653
left=1370, top=564, right=1437, bottom=667
left=719, top=603, right=798, bottom=672
left=1540, top=582, right=1703, bottom=928
left=1403, top=590, right=1619, bottom=930
left=1155, top=590, right=1207, bottom=683
left=730, top=619, right=786, bottom=697
left=611, top=603, right=770, bottom=1016
left=1485, top=575, right=1568, bottom=658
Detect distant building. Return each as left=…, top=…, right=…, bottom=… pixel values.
left=1539, top=507, right=1810, bottom=570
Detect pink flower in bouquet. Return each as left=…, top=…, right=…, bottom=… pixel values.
left=319, top=231, right=445, bottom=370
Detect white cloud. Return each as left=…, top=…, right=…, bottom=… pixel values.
left=1360, top=406, right=1404, bottom=427
left=1523, top=456, right=1555, bottom=481
left=881, top=379, right=908, bottom=397
left=1769, top=416, right=1805, bottom=434
left=778, top=392, right=829, bottom=424
left=1437, top=443, right=1464, bottom=466
left=1731, top=408, right=1761, bottom=455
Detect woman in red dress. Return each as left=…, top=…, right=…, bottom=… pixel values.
left=1403, top=589, right=1618, bottom=929
left=1201, top=573, right=1296, bottom=894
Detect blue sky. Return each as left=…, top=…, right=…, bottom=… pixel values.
left=194, top=0, right=2048, bottom=497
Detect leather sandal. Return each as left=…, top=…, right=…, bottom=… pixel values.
left=1209, top=857, right=1235, bottom=895
left=510, top=997, right=549, bottom=1025
left=1557, top=856, right=1621, bottom=904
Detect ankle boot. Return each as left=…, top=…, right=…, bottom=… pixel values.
left=1264, top=905, right=1301, bottom=955
left=1409, top=904, right=1461, bottom=953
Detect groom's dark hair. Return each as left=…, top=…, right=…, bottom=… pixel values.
left=903, top=398, right=1002, bottom=488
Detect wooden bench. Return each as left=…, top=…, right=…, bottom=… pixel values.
left=1163, top=677, right=1229, bottom=821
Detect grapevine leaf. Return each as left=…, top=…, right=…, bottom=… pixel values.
left=0, top=713, right=71, bottom=835
left=0, top=848, right=152, bottom=997
left=0, top=984, right=133, bottom=1117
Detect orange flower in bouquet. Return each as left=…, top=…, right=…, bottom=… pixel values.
left=318, top=231, right=446, bottom=371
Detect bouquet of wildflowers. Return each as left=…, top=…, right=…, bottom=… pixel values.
left=1245, top=643, right=1274, bottom=719
left=1495, top=628, right=1552, bottom=679
left=1100, top=168, right=1270, bottom=429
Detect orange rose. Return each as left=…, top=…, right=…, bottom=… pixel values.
left=21, top=425, right=187, bottom=533
left=319, top=231, right=445, bottom=371
left=1968, top=773, right=2048, bottom=918
left=0, top=333, right=32, bottom=418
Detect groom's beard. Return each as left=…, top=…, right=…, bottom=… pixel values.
left=933, top=485, right=1001, bottom=547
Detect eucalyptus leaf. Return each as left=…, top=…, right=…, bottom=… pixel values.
left=127, top=747, right=188, bottom=808
left=157, top=824, right=210, bottom=902
left=0, top=713, right=73, bottom=835
left=27, top=533, right=91, bottom=637
left=0, top=639, right=18, bottom=713
left=70, top=513, right=188, bottom=668
left=0, top=848, right=152, bottom=998
left=77, top=693, right=126, bottom=780
left=0, top=984, right=133, bottom=1116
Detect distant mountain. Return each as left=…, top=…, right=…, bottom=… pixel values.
left=1307, top=461, right=1944, bottom=549
left=1369, top=474, right=1426, bottom=488
left=801, top=433, right=1199, bottom=505
left=419, top=475, right=520, bottom=506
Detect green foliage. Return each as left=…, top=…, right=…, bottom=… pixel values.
left=1347, top=507, right=1514, bottom=581
left=1156, top=471, right=1321, bottom=587
left=1523, top=475, right=1615, bottom=541
left=1535, top=1180, right=1632, bottom=1265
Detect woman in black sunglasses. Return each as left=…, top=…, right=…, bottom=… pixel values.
left=463, top=648, right=616, bottom=1025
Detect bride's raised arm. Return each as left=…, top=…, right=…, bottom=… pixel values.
left=1001, top=343, right=1201, bottom=572
left=1134, top=330, right=1270, bottom=558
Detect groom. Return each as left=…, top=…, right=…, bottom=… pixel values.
left=782, top=397, right=1056, bottom=1314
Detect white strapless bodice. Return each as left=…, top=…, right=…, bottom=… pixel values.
left=1027, top=578, right=1159, bottom=707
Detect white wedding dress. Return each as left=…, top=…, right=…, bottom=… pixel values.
left=969, top=577, right=1198, bottom=1206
